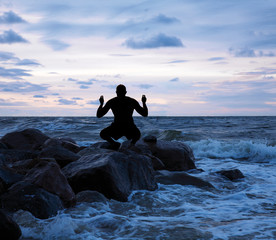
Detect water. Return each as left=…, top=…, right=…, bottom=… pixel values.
left=1, top=116, right=276, bottom=239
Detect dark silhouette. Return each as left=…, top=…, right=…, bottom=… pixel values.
left=97, top=84, right=148, bottom=150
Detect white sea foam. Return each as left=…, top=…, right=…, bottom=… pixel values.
left=188, top=139, right=276, bottom=163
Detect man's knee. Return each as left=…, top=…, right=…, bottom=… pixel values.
left=100, top=128, right=109, bottom=140
left=130, top=127, right=141, bottom=144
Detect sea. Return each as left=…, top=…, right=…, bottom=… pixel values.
left=0, top=116, right=276, bottom=240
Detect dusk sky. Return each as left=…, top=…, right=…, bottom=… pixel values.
left=0, top=0, right=275, bottom=116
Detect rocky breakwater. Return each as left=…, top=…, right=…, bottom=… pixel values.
left=0, top=128, right=211, bottom=239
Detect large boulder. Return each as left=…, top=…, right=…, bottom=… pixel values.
left=1, top=128, right=49, bottom=150
left=43, top=138, right=81, bottom=154
left=0, top=209, right=22, bottom=240
left=0, top=166, right=23, bottom=194
left=0, top=149, right=39, bottom=163
left=24, top=160, right=76, bottom=207
left=136, top=138, right=196, bottom=171
left=155, top=170, right=214, bottom=189
left=39, top=145, right=80, bottom=168
left=63, top=151, right=157, bottom=202
left=0, top=181, right=64, bottom=219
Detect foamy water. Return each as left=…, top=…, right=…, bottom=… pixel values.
left=1, top=116, right=276, bottom=239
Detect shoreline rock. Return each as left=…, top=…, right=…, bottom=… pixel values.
left=0, top=127, right=203, bottom=239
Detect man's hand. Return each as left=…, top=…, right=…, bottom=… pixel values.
left=99, top=95, right=104, bottom=105
left=142, top=95, right=147, bottom=104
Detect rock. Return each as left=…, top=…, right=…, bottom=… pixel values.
left=24, top=160, right=76, bottom=207
left=136, top=139, right=196, bottom=171
left=10, top=158, right=56, bottom=175
left=0, top=166, right=24, bottom=194
left=155, top=170, right=214, bottom=189
left=1, top=128, right=49, bottom=150
left=43, top=138, right=81, bottom=153
left=76, top=190, right=108, bottom=203
left=0, top=142, right=8, bottom=149
left=0, top=149, right=39, bottom=163
left=0, top=181, right=64, bottom=219
left=39, top=145, right=80, bottom=168
left=216, top=169, right=245, bottom=181
left=143, top=135, right=157, bottom=143
left=63, top=151, right=157, bottom=202
left=0, top=209, right=22, bottom=240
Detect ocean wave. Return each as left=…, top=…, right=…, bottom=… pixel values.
left=188, top=139, right=276, bottom=162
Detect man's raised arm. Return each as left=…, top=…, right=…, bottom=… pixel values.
left=135, top=95, right=148, bottom=117
left=96, top=95, right=110, bottom=118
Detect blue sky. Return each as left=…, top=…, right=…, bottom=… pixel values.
left=0, top=0, right=275, bottom=116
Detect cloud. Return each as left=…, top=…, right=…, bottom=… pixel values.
left=167, top=60, right=188, bottom=64
left=229, top=47, right=275, bottom=58
left=58, top=98, right=77, bottom=105
left=0, top=81, right=48, bottom=92
left=72, top=97, right=83, bottom=100
left=169, top=77, right=179, bottom=82
left=0, top=66, right=32, bottom=79
left=80, top=85, right=89, bottom=89
left=0, top=98, right=28, bottom=106
left=0, top=29, right=29, bottom=44
left=0, top=51, right=15, bottom=61
left=135, top=84, right=154, bottom=89
left=15, top=59, right=41, bottom=66
left=0, top=11, right=26, bottom=24
left=33, top=95, right=46, bottom=98
left=124, top=33, right=184, bottom=49
left=87, top=100, right=99, bottom=105
left=151, top=14, right=180, bottom=24
left=43, top=39, right=70, bottom=51
left=208, top=57, right=226, bottom=61
left=70, top=78, right=99, bottom=89
left=67, top=78, right=77, bottom=82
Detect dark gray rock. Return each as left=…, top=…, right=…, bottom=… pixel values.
left=155, top=170, right=214, bottom=189
left=1, top=128, right=49, bottom=150
left=63, top=151, right=157, bottom=202
left=24, top=160, right=76, bottom=207
left=0, top=209, right=21, bottom=240
left=216, top=169, right=245, bottom=181
left=76, top=190, right=108, bottom=203
left=43, top=138, right=81, bottom=153
left=0, top=166, right=24, bottom=194
left=136, top=139, right=196, bottom=171
left=0, top=149, right=39, bottom=163
left=0, top=181, right=64, bottom=219
left=39, top=145, right=80, bottom=168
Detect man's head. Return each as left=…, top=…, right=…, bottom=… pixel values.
left=116, top=84, right=127, bottom=98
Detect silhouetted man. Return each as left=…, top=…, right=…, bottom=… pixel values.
left=97, top=84, right=148, bottom=150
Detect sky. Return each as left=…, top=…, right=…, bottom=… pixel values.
left=0, top=0, right=276, bottom=116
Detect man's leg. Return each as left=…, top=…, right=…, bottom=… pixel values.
left=100, top=126, right=121, bottom=150
left=126, top=125, right=141, bottom=145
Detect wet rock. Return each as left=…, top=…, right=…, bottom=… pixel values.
left=143, top=135, right=157, bottom=143
left=63, top=151, right=157, bottom=202
left=1, top=128, right=49, bottom=150
left=9, top=158, right=56, bottom=175
left=0, top=142, right=8, bottom=149
left=0, top=166, right=24, bottom=194
left=0, top=149, right=39, bottom=163
left=136, top=139, right=196, bottom=171
left=216, top=169, right=245, bottom=181
left=155, top=170, right=214, bottom=189
left=24, top=160, right=76, bottom=207
left=39, top=145, right=80, bottom=168
left=0, top=209, right=22, bottom=240
left=43, top=138, right=81, bottom=153
left=0, top=181, right=64, bottom=219
left=76, top=190, right=108, bottom=203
